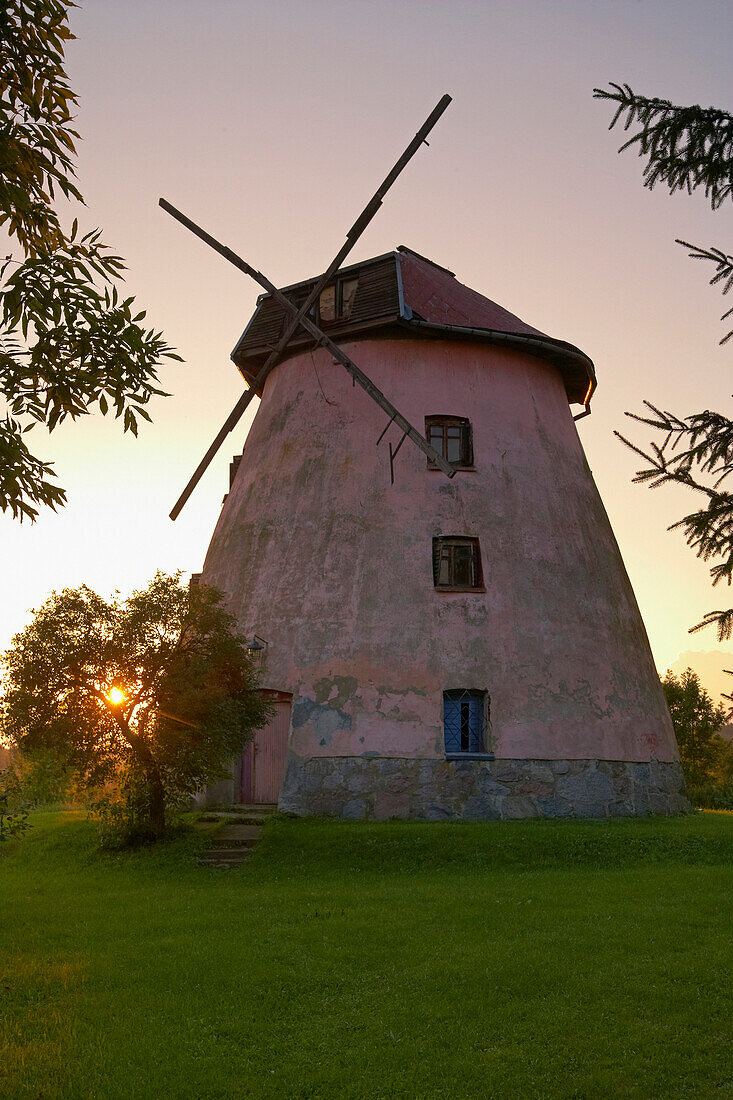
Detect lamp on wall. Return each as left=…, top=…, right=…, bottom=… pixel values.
left=246, top=636, right=267, bottom=659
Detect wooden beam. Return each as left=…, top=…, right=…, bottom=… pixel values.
left=162, top=93, right=452, bottom=519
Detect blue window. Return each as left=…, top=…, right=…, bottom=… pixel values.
left=443, top=690, right=487, bottom=754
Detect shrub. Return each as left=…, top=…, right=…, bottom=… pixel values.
left=12, top=750, right=74, bottom=807
left=88, top=772, right=160, bottom=849
left=0, top=766, right=29, bottom=841
left=687, top=782, right=733, bottom=811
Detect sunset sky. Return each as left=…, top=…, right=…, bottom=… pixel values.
left=2, top=0, right=733, bottom=691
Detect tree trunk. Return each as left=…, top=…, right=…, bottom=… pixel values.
left=146, top=765, right=166, bottom=838
left=113, top=713, right=167, bottom=839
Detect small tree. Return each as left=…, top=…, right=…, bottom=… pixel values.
left=0, top=573, right=271, bottom=841
left=661, top=668, right=728, bottom=786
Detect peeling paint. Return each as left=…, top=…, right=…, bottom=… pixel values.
left=291, top=697, right=352, bottom=745
left=313, top=675, right=359, bottom=709
left=525, top=679, right=613, bottom=723
left=376, top=684, right=427, bottom=699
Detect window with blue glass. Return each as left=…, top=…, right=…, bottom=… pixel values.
left=443, top=690, right=487, bottom=754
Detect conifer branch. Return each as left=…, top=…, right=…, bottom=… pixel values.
left=594, top=83, right=733, bottom=208
left=617, top=404, right=733, bottom=640
left=599, top=83, right=733, bottom=639
left=677, top=240, right=733, bottom=344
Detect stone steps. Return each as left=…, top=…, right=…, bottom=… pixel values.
left=197, top=803, right=277, bottom=826
left=198, top=813, right=270, bottom=825
left=196, top=806, right=275, bottom=868
left=198, top=845, right=258, bottom=868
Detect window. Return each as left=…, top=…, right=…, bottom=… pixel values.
left=279, top=277, right=359, bottom=338
left=433, top=537, right=483, bottom=590
left=443, top=690, right=487, bottom=754
left=319, top=277, right=359, bottom=324
left=425, top=415, right=473, bottom=468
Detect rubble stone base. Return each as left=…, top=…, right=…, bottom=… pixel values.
left=278, top=756, right=689, bottom=820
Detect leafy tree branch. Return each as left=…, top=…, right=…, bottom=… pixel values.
left=0, top=0, right=181, bottom=521
left=661, top=668, right=729, bottom=784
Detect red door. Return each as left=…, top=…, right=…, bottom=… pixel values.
left=241, top=691, right=291, bottom=804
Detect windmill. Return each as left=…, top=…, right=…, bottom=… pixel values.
left=163, top=97, right=688, bottom=820
left=162, top=94, right=455, bottom=520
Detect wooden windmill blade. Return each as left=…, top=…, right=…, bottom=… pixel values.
left=243, top=92, right=452, bottom=400
left=208, top=241, right=458, bottom=479
left=162, top=93, right=452, bottom=520
left=162, top=203, right=456, bottom=518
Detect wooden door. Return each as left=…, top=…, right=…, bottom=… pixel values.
left=241, top=692, right=291, bottom=804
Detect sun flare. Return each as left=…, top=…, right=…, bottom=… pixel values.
left=107, top=686, right=125, bottom=706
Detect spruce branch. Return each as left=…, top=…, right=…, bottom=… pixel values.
left=617, top=404, right=733, bottom=640
left=677, top=240, right=733, bottom=344
left=594, top=83, right=733, bottom=208
left=599, top=82, right=733, bottom=639
left=690, top=608, right=733, bottom=641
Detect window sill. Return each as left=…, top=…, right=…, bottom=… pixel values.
left=445, top=753, right=495, bottom=761
left=435, top=586, right=486, bottom=594
left=427, top=466, right=477, bottom=473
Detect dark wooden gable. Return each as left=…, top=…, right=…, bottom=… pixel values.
left=232, top=252, right=402, bottom=384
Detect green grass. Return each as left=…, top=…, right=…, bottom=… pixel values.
left=1, top=812, right=732, bottom=1099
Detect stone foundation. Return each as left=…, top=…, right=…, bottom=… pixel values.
left=278, top=756, right=689, bottom=820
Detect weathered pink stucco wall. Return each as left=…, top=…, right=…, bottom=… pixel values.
left=200, top=336, right=677, bottom=764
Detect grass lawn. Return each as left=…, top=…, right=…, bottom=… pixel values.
left=1, top=812, right=732, bottom=1099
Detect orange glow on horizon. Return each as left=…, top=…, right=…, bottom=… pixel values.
left=0, top=0, right=729, bottom=683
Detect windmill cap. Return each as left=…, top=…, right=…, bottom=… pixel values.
left=231, top=247, right=596, bottom=407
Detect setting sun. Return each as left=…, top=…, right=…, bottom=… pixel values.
left=107, top=686, right=125, bottom=706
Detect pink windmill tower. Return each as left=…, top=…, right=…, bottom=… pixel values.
left=163, top=97, right=686, bottom=819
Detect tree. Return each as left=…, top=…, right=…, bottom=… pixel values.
left=661, top=668, right=728, bottom=785
left=0, top=573, right=271, bottom=840
left=595, top=84, right=733, bottom=639
left=1, top=0, right=180, bottom=521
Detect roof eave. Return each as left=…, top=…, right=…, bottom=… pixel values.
left=231, top=314, right=405, bottom=387
left=399, top=317, right=596, bottom=405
